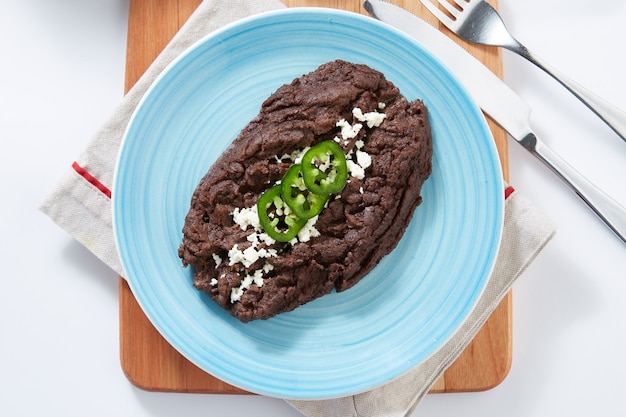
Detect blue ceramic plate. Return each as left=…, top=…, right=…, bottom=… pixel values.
left=113, top=8, right=503, bottom=399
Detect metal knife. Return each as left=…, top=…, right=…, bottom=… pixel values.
left=364, top=0, right=626, bottom=245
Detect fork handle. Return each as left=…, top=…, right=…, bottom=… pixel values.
left=512, top=45, right=626, bottom=142
left=520, top=132, right=626, bottom=244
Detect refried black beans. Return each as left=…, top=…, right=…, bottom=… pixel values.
left=178, top=60, right=432, bottom=322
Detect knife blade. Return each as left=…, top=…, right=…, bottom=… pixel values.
left=364, top=0, right=626, bottom=244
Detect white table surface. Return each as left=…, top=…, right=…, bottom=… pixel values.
left=2, top=1, right=625, bottom=416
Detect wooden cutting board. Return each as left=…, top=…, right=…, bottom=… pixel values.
left=119, top=0, right=510, bottom=394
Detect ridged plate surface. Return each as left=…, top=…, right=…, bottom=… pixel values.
left=113, top=8, right=503, bottom=399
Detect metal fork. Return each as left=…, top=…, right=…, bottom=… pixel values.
left=420, top=0, right=626, bottom=143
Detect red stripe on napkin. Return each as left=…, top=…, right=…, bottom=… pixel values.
left=72, top=161, right=112, bottom=199
left=504, top=185, right=515, bottom=199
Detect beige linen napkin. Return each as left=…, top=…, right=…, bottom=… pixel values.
left=39, top=0, right=556, bottom=416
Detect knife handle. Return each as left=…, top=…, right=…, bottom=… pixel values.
left=520, top=133, right=626, bottom=245
left=515, top=48, right=626, bottom=143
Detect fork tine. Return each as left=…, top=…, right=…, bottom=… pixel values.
left=421, top=0, right=459, bottom=26
left=449, top=0, right=468, bottom=9
left=450, top=0, right=473, bottom=9
left=435, top=0, right=464, bottom=18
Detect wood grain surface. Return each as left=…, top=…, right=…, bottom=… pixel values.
left=119, top=0, right=511, bottom=394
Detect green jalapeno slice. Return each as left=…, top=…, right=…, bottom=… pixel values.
left=256, top=185, right=307, bottom=242
left=281, top=164, right=328, bottom=220
left=301, top=140, right=348, bottom=195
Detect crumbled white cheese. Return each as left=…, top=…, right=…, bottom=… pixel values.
left=337, top=118, right=362, bottom=140
left=365, top=112, right=385, bottom=128
left=210, top=278, right=218, bottom=286
left=212, top=253, right=222, bottom=267
left=294, top=216, right=321, bottom=243
left=228, top=239, right=278, bottom=269
left=352, top=107, right=365, bottom=122
left=279, top=146, right=310, bottom=163
left=228, top=244, right=247, bottom=267
left=230, top=287, right=244, bottom=303
left=347, top=160, right=365, bottom=180
left=232, top=206, right=261, bottom=231
left=228, top=264, right=271, bottom=303
left=292, top=147, right=310, bottom=164
left=359, top=186, right=364, bottom=194
left=259, top=233, right=277, bottom=247
left=366, top=112, right=386, bottom=128
left=356, top=150, right=372, bottom=170
left=252, top=269, right=265, bottom=287
left=242, top=246, right=260, bottom=266
left=240, top=275, right=254, bottom=290
left=246, top=232, right=259, bottom=247
left=346, top=150, right=371, bottom=181
left=246, top=231, right=277, bottom=249
left=378, top=102, right=386, bottom=109
left=262, top=262, right=274, bottom=274
left=352, top=106, right=386, bottom=128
